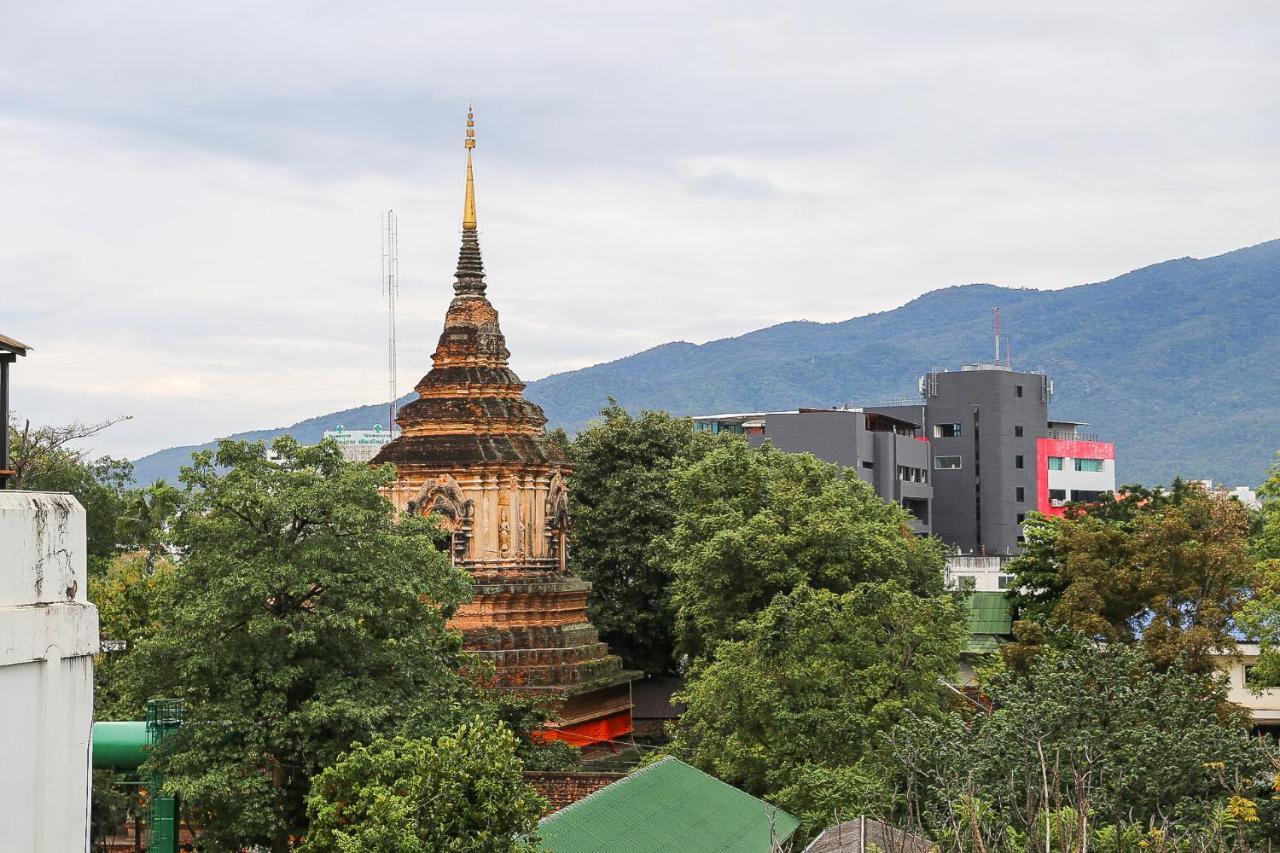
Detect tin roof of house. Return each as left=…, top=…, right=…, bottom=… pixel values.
left=537, top=757, right=799, bottom=853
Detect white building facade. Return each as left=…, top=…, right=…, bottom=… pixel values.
left=0, top=491, right=98, bottom=853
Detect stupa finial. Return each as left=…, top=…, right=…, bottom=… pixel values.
left=463, top=105, right=477, bottom=230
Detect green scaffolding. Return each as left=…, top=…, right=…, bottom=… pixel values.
left=93, top=698, right=184, bottom=853
left=145, top=699, right=184, bottom=853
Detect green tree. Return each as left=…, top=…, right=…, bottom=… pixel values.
left=888, top=635, right=1278, bottom=852
left=568, top=403, right=722, bottom=675
left=1256, top=453, right=1280, bottom=561
left=90, top=550, right=177, bottom=718
left=114, top=479, right=182, bottom=567
left=669, top=583, right=965, bottom=834
left=1235, top=455, right=1280, bottom=684
left=120, top=437, right=477, bottom=851
left=1008, top=480, right=1257, bottom=672
left=301, top=718, right=543, bottom=853
left=668, top=440, right=946, bottom=657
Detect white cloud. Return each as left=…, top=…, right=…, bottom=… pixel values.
left=1, top=1, right=1278, bottom=458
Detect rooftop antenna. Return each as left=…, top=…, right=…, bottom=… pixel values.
left=1006, top=337, right=1012, bottom=369
left=992, top=307, right=1001, bottom=365
left=381, top=210, right=399, bottom=431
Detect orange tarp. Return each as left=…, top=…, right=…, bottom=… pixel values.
left=536, top=710, right=633, bottom=748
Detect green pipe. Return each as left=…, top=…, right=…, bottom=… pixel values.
left=92, top=721, right=148, bottom=770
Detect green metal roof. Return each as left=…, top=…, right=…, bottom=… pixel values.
left=537, top=757, right=800, bottom=852
left=966, top=592, right=1013, bottom=636
left=965, top=634, right=1005, bottom=655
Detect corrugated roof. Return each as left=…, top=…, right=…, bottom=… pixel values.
left=966, top=591, right=1013, bottom=636
left=537, top=757, right=799, bottom=852
left=965, top=634, right=1005, bottom=654
left=805, top=817, right=936, bottom=853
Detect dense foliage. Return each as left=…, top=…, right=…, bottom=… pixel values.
left=887, top=637, right=1279, bottom=852
left=567, top=403, right=722, bottom=675
left=118, top=438, right=483, bottom=850
left=302, top=719, right=543, bottom=853
left=1008, top=481, right=1259, bottom=672
left=1236, top=456, right=1280, bottom=685
left=668, top=439, right=946, bottom=657
left=670, top=583, right=965, bottom=834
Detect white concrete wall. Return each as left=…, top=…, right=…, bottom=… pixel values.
left=0, top=491, right=98, bottom=853
left=1046, top=459, right=1116, bottom=504
left=945, top=554, right=1015, bottom=592
left=1218, top=644, right=1280, bottom=726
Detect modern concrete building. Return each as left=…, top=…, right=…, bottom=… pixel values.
left=876, top=364, right=1053, bottom=554
left=691, top=408, right=933, bottom=534
left=876, top=363, right=1116, bottom=555
left=0, top=491, right=98, bottom=852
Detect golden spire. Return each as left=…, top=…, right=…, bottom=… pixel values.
left=463, top=105, right=477, bottom=230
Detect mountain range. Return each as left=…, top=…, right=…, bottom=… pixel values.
left=131, top=239, right=1280, bottom=488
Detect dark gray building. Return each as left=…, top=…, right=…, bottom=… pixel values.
left=874, top=364, right=1052, bottom=554
left=691, top=408, right=933, bottom=535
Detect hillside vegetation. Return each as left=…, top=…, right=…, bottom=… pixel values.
left=131, top=239, right=1280, bottom=486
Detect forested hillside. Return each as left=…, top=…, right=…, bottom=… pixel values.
left=131, top=239, right=1280, bottom=486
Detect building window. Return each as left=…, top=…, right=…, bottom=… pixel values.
left=1015, top=455, right=1024, bottom=469
left=1014, top=425, right=1023, bottom=437
left=1016, top=385, right=1024, bottom=397
left=1074, top=458, right=1104, bottom=472
left=898, top=465, right=926, bottom=483
left=1017, top=512, right=1026, bottom=523
left=1071, top=489, right=1105, bottom=503
left=1048, top=456, right=1064, bottom=470
left=1016, top=487, right=1025, bottom=502
left=998, top=574, right=1013, bottom=590
left=934, top=423, right=962, bottom=438
left=1049, top=488, right=1067, bottom=501
left=935, top=456, right=962, bottom=470
left=861, top=460, right=874, bottom=469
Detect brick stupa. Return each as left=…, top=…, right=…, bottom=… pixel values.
left=373, top=109, right=635, bottom=745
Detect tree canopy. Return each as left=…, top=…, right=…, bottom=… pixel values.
left=670, top=583, right=965, bottom=835
left=1008, top=481, right=1259, bottom=672
left=668, top=440, right=946, bottom=658
left=888, top=635, right=1278, bottom=852
left=567, top=403, right=723, bottom=675
left=1235, top=456, right=1280, bottom=685
left=301, top=719, right=543, bottom=853
left=119, top=437, right=481, bottom=850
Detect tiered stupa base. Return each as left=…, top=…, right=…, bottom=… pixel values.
left=453, top=565, right=637, bottom=748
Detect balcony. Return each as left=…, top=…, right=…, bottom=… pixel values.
left=1047, top=430, right=1098, bottom=442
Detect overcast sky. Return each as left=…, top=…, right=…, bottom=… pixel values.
left=3, top=2, right=1279, bottom=460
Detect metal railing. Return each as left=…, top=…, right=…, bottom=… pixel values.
left=1047, top=430, right=1098, bottom=442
